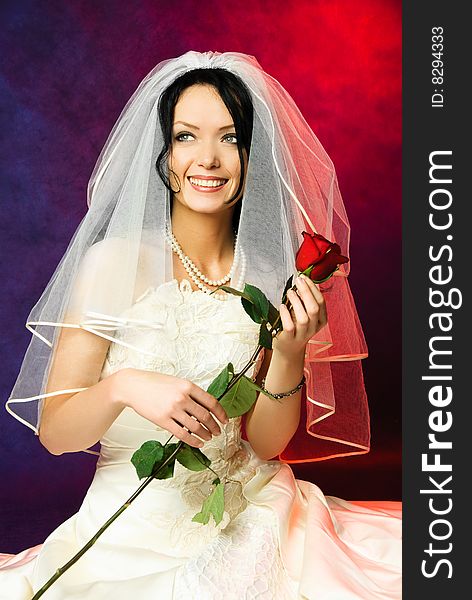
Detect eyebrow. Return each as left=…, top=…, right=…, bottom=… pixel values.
left=173, top=121, right=235, bottom=131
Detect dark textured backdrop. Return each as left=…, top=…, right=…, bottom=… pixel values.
left=0, top=0, right=401, bottom=552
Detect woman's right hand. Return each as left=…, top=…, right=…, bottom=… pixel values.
left=114, top=368, right=229, bottom=448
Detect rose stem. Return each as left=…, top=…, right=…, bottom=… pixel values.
left=32, top=283, right=297, bottom=598
left=31, top=445, right=181, bottom=599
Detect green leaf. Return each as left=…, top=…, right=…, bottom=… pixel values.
left=242, top=283, right=270, bottom=323
left=210, top=285, right=253, bottom=302
left=248, top=378, right=283, bottom=403
left=131, top=440, right=165, bottom=479
left=176, top=444, right=211, bottom=472
left=267, top=301, right=279, bottom=328
left=153, top=443, right=179, bottom=480
left=219, top=375, right=260, bottom=417
left=282, top=275, right=294, bottom=303
left=258, top=321, right=273, bottom=350
left=234, top=376, right=282, bottom=403
left=244, top=283, right=269, bottom=319
left=241, top=296, right=263, bottom=324
left=192, top=482, right=225, bottom=525
left=207, top=364, right=232, bottom=398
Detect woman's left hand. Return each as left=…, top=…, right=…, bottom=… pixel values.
left=272, top=274, right=328, bottom=358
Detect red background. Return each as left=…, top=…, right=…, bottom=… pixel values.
left=0, top=0, right=401, bottom=552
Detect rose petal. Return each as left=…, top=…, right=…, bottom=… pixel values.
left=311, top=233, right=332, bottom=254
left=295, top=231, right=330, bottom=270
left=309, top=250, right=349, bottom=282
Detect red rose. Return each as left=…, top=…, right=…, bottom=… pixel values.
left=295, top=231, right=349, bottom=282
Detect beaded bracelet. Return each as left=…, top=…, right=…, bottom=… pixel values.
left=260, top=375, right=306, bottom=399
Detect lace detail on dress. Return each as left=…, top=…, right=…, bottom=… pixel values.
left=173, top=503, right=298, bottom=599
left=100, top=278, right=262, bottom=385
left=143, top=420, right=258, bottom=552
left=101, top=279, right=265, bottom=551
left=161, top=416, right=255, bottom=492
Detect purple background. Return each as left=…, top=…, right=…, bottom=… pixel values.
left=0, top=0, right=401, bottom=552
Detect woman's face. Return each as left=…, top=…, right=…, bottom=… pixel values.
left=169, top=84, right=246, bottom=215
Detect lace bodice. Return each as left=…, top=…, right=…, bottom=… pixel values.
left=100, top=277, right=262, bottom=387
left=97, top=278, right=267, bottom=549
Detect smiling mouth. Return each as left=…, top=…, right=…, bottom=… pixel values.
left=188, top=176, right=228, bottom=191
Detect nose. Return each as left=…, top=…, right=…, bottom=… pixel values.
left=197, top=141, right=220, bottom=170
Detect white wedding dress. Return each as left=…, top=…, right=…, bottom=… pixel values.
left=0, top=278, right=402, bottom=599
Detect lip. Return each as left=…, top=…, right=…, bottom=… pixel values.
left=187, top=176, right=228, bottom=193
left=188, top=175, right=228, bottom=180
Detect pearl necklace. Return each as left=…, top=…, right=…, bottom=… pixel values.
left=165, top=225, right=246, bottom=297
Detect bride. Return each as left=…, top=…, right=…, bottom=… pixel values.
left=1, top=51, right=401, bottom=599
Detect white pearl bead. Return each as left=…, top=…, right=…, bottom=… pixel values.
left=165, top=225, right=242, bottom=300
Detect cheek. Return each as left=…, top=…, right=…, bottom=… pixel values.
left=169, top=149, right=189, bottom=175
left=229, top=155, right=242, bottom=180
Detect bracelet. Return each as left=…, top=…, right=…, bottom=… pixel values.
left=260, top=375, right=305, bottom=399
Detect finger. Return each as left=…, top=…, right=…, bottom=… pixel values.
left=294, top=277, right=320, bottom=317
left=189, top=384, right=229, bottom=426
left=177, top=411, right=213, bottom=441
left=319, top=302, right=328, bottom=327
left=287, top=289, right=309, bottom=327
left=188, top=402, right=222, bottom=436
left=299, top=274, right=327, bottom=325
left=165, top=420, right=204, bottom=448
left=279, top=302, right=295, bottom=334
left=300, top=274, right=325, bottom=305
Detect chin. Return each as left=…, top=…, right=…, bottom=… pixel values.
left=177, top=194, right=236, bottom=214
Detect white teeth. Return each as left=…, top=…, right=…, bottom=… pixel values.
left=189, top=177, right=226, bottom=188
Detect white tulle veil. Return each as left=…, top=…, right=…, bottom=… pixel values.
left=6, top=51, right=369, bottom=462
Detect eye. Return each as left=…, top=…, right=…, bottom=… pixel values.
left=223, top=134, right=238, bottom=144
left=175, top=132, right=194, bottom=142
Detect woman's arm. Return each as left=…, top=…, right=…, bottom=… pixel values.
left=245, top=347, right=304, bottom=461
left=38, top=326, right=127, bottom=455
left=38, top=241, right=229, bottom=455
left=245, top=274, right=327, bottom=461
left=39, top=326, right=227, bottom=456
